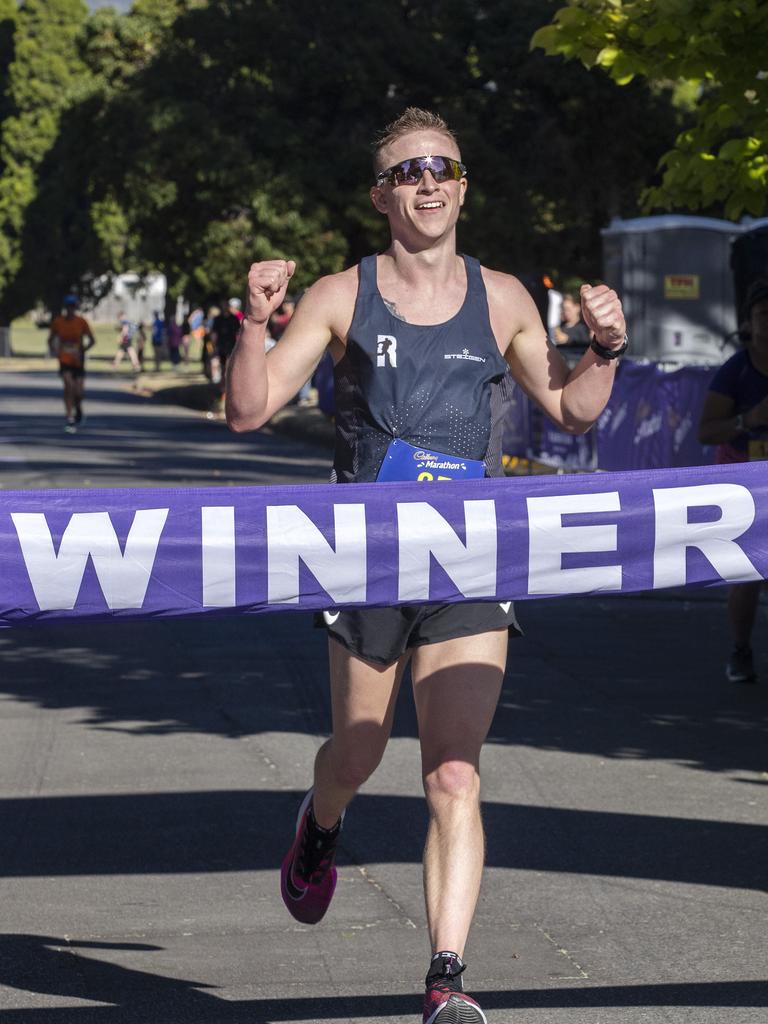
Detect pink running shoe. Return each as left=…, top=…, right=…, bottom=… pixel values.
left=280, top=789, right=342, bottom=924
left=423, top=952, right=487, bottom=1024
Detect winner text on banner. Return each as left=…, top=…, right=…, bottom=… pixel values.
left=1, top=462, right=766, bottom=628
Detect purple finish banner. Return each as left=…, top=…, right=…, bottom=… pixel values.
left=1, top=462, right=767, bottom=628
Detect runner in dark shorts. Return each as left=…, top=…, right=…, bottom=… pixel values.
left=226, top=107, right=626, bottom=1024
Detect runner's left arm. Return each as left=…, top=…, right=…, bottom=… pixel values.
left=496, top=275, right=625, bottom=434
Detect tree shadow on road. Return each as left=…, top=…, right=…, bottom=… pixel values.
left=0, top=788, right=764, bottom=892
left=0, top=377, right=332, bottom=486
left=0, top=934, right=764, bottom=1023
left=0, top=597, right=766, bottom=777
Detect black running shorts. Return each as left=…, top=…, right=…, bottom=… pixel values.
left=314, top=601, right=522, bottom=666
left=59, top=365, right=85, bottom=379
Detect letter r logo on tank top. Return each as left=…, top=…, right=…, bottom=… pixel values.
left=376, top=334, right=397, bottom=368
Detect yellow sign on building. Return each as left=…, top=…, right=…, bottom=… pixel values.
left=664, top=274, right=700, bottom=299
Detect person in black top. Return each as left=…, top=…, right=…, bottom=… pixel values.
left=699, top=278, right=768, bottom=684
left=210, top=299, right=243, bottom=387
left=554, top=288, right=591, bottom=365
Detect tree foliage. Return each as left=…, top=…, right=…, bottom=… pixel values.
left=0, top=0, right=89, bottom=319
left=532, top=0, right=768, bottom=219
left=0, top=0, right=685, bottom=320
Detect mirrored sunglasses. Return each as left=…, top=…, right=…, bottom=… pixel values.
left=375, top=155, right=467, bottom=187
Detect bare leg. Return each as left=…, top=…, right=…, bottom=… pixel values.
left=412, top=629, right=507, bottom=957
left=128, top=344, right=141, bottom=371
left=74, top=376, right=85, bottom=417
left=728, top=582, right=762, bottom=648
left=311, top=638, right=408, bottom=828
left=62, top=373, right=75, bottom=419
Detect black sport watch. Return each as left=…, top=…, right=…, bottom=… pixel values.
left=590, top=334, right=628, bottom=360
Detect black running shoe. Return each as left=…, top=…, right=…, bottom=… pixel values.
left=280, top=789, right=343, bottom=924
left=423, top=952, right=486, bottom=1024
left=726, top=645, right=757, bottom=684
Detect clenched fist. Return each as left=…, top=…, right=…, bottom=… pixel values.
left=580, top=284, right=626, bottom=350
left=246, top=259, right=296, bottom=324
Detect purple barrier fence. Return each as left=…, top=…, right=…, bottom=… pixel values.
left=504, top=360, right=718, bottom=471
left=320, top=357, right=717, bottom=473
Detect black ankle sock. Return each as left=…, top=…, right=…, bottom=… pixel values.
left=308, top=806, right=341, bottom=836
left=427, top=951, right=465, bottom=981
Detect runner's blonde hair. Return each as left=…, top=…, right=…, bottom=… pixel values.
left=372, top=108, right=459, bottom=172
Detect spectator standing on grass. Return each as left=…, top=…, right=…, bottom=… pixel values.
left=112, top=311, right=142, bottom=373
left=166, top=316, right=183, bottom=366
left=180, top=314, right=192, bottom=362
left=151, top=310, right=166, bottom=371
left=211, top=298, right=244, bottom=390
left=135, top=321, right=147, bottom=367
left=202, top=305, right=221, bottom=383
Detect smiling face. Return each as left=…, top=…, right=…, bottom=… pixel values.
left=370, top=129, right=467, bottom=244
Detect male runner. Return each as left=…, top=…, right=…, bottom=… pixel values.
left=47, top=294, right=96, bottom=433
left=226, top=108, right=626, bottom=1024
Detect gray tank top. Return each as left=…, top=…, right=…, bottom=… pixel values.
left=331, top=254, right=512, bottom=483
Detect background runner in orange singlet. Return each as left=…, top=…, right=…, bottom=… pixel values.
left=47, top=294, right=96, bottom=433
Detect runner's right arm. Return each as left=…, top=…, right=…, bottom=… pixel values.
left=46, top=325, right=59, bottom=358
left=83, top=320, right=96, bottom=352
left=226, top=260, right=341, bottom=432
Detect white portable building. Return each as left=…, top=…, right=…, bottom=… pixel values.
left=601, top=215, right=741, bottom=365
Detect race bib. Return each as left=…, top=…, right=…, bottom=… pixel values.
left=58, top=341, right=82, bottom=367
left=376, top=438, right=485, bottom=482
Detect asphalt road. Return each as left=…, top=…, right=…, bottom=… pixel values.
left=0, top=369, right=332, bottom=489
left=0, top=368, right=766, bottom=1023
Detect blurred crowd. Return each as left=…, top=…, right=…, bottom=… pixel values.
left=44, top=289, right=317, bottom=434
left=110, top=295, right=308, bottom=399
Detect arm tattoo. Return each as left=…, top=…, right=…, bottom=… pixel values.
left=383, top=298, right=408, bottom=323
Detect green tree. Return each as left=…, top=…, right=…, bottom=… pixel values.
left=0, top=0, right=17, bottom=127
left=0, top=0, right=682, bottom=320
left=0, top=0, right=89, bottom=325
left=441, top=0, right=681, bottom=279
left=532, top=0, right=768, bottom=219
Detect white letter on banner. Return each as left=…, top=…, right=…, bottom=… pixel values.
left=266, top=504, right=366, bottom=604
left=527, top=492, right=622, bottom=595
left=397, top=500, right=497, bottom=602
left=653, top=484, right=762, bottom=589
left=10, top=509, right=169, bottom=610
left=201, top=506, right=236, bottom=607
